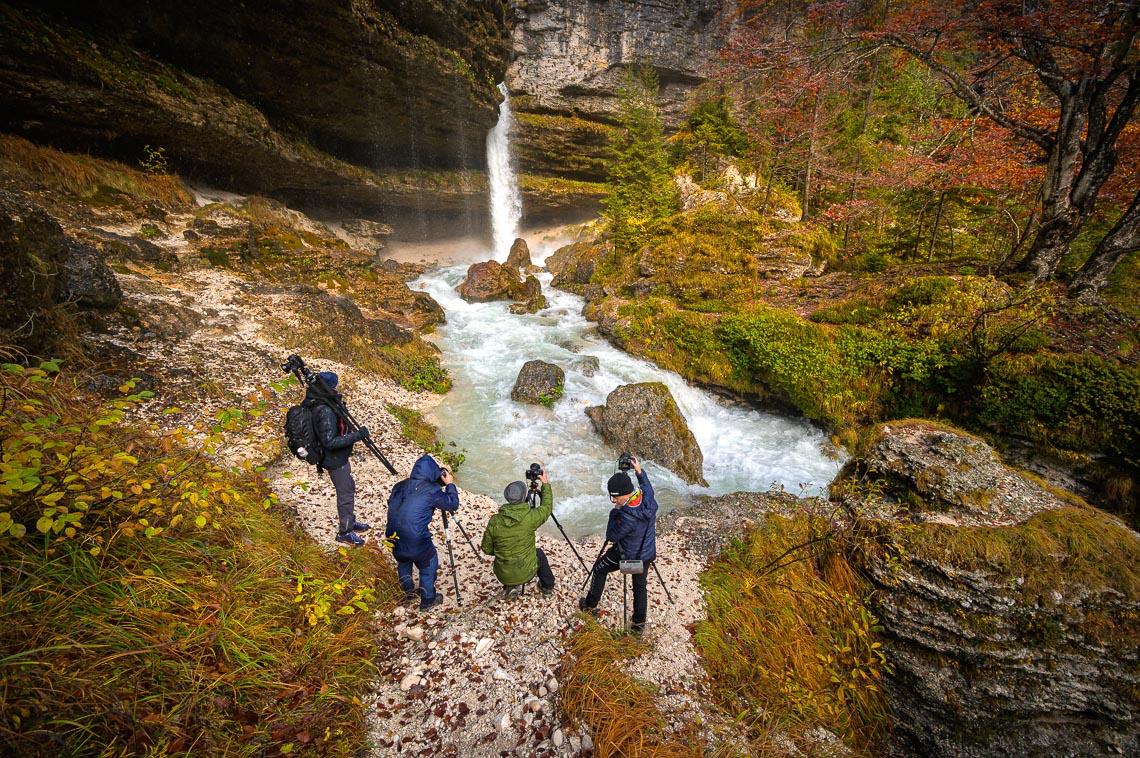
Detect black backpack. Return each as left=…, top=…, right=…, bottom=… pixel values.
left=284, top=401, right=324, bottom=467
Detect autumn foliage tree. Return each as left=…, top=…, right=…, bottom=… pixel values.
left=727, top=0, right=1139, bottom=298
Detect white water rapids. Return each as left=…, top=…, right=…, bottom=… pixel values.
left=400, top=81, right=844, bottom=538
left=412, top=252, right=845, bottom=538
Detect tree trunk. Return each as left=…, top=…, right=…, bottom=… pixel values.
left=801, top=89, right=819, bottom=223
left=844, top=50, right=881, bottom=252
left=1069, top=191, right=1140, bottom=300
left=928, top=191, right=946, bottom=262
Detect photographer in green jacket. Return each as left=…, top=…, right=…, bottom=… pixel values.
left=480, top=465, right=556, bottom=599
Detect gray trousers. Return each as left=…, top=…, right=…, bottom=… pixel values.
left=327, top=461, right=356, bottom=535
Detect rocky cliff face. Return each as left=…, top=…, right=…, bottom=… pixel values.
left=0, top=1, right=508, bottom=226
left=507, top=0, right=729, bottom=181
left=836, top=421, right=1140, bottom=757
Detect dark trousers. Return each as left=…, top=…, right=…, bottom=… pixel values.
left=535, top=547, right=555, bottom=590
left=397, top=547, right=439, bottom=601
left=327, top=461, right=355, bottom=535
left=585, top=545, right=649, bottom=625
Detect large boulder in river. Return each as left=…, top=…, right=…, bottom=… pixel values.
left=504, top=237, right=541, bottom=276
left=457, top=260, right=516, bottom=302
left=586, top=382, right=707, bottom=486
left=834, top=420, right=1140, bottom=758
left=511, top=360, right=564, bottom=408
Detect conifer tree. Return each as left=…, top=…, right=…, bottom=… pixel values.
left=604, top=64, right=679, bottom=254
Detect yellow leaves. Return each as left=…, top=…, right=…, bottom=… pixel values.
left=39, top=491, right=65, bottom=506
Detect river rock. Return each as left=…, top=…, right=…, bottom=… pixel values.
left=511, top=360, right=565, bottom=408
left=504, top=237, right=541, bottom=276
left=585, top=382, right=707, bottom=486
left=457, top=260, right=516, bottom=302
left=60, top=241, right=122, bottom=310
left=572, top=355, right=600, bottom=377
left=837, top=420, right=1140, bottom=758
left=508, top=275, right=547, bottom=314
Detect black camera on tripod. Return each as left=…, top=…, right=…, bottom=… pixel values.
left=617, top=452, right=634, bottom=472
left=525, top=462, right=543, bottom=485
left=281, top=354, right=304, bottom=374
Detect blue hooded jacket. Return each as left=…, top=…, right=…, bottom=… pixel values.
left=385, top=455, right=459, bottom=560
left=605, top=469, right=658, bottom=562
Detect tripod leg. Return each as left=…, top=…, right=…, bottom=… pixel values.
left=452, top=515, right=485, bottom=562
left=580, top=541, right=608, bottom=593
left=651, top=560, right=675, bottom=605
left=549, top=513, right=589, bottom=575
left=441, top=513, right=462, bottom=607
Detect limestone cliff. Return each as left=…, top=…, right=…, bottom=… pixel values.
left=507, top=0, right=729, bottom=182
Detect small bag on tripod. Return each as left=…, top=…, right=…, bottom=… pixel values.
left=619, top=559, right=644, bottom=574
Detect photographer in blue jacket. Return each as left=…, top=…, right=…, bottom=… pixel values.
left=579, top=454, right=658, bottom=635
left=385, top=454, right=459, bottom=610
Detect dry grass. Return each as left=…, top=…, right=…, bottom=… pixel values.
left=0, top=133, right=192, bottom=208
left=559, top=621, right=700, bottom=758
left=694, top=514, right=893, bottom=755
left=0, top=360, right=400, bottom=755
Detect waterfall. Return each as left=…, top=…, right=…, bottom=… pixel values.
left=486, top=82, right=523, bottom=260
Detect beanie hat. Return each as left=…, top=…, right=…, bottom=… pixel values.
left=317, top=371, right=339, bottom=388
left=607, top=472, right=635, bottom=498
left=504, top=481, right=527, bottom=504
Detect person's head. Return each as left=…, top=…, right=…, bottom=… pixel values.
left=317, top=371, right=338, bottom=389
left=504, top=480, right=527, bottom=504
left=607, top=472, right=636, bottom=506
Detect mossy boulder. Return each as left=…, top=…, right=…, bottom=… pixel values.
left=837, top=420, right=1140, bottom=757
left=585, top=382, right=706, bottom=486
left=511, top=360, right=564, bottom=408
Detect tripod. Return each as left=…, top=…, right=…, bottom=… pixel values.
left=281, top=354, right=397, bottom=475
left=527, top=482, right=588, bottom=575
left=441, top=510, right=462, bottom=606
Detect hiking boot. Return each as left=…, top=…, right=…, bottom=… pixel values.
left=419, top=594, right=443, bottom=611
left=539, top=585, right=554, bottom=597
left=335, top=531, right=365, bottom=547
left=629, top=622, right=645, bottom=637
left=503, top=585, right=524, bottom=600
left=351, top=521, right=371, bottom=533
left=578, top=597, right=597, bottom=617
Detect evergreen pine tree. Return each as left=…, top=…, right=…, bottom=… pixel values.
left=604, top=64, right=678, bottom=254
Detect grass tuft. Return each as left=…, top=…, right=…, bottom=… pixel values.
left=559, top=621, right=699, bottom=757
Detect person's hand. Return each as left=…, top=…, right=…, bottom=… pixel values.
left=539, top=467, right=548, bottom=484
left=440, top=469, right=454, bottom=486
left=355, top=426, right=369, bottom=441
left=630, top=455, right=641, bottom=475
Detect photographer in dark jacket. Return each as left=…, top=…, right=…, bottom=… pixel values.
left=308, top=371, right=370, bottom=546
left=579, top=455, right=658, bottom=635
left=385, top=454, right=459, bottom=610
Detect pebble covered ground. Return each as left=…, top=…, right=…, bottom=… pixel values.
left=88, top=208, right=734, bottom=756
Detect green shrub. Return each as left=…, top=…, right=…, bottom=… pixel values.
left=978, top=353, right=1140, bottom=462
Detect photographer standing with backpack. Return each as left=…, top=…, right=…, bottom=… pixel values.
left=307, top=371, right=370, bottom=546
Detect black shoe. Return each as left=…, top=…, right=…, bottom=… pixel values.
left=578, top=597, right=597, bottom=617
left=352, top=521, right=371, bottom=533
left=629, top=622, right=645, bottom=637
left=539, top=585, right=554, bottom=596
left=402, top=592, right=418, bottom=603
left=335, top=531, right=365, bottom=546
left=503, top=585, right=524, bottom=600
left=419, top=594, right=443, bottom=611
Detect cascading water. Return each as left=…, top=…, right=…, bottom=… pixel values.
left=414, top=252, right=846, bottom=538
left=486, top=82, right=523, bottom=260
left=409, top=78, right=846, bottom=538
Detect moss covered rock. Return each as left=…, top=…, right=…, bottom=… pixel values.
left=586, top=382, right=707, bottom=486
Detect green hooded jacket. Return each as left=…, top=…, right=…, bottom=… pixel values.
left=480, top=483, right=552, bottom=586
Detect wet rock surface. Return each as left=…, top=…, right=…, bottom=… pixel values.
left=586, top=382, right=707, bottom=486
left=511, top=359, right=565, bottom=407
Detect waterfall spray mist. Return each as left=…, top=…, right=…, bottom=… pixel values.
left=486, top=82, right=522, bottom=260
